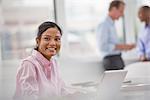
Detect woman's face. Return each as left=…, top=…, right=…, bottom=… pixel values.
left=36, top=27, right=61, bottom=60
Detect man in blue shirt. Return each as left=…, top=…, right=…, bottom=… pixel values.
left=137, top=5, right=150, bottom=61
left=97, top=0, right=135, bottom=70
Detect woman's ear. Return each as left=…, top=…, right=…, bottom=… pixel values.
left=36, top=38, right=40, bottom=47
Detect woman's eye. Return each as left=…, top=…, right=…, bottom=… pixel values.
left=44, top=37, right=50, bottom=41
left=55, top=38, right=60, bottom=41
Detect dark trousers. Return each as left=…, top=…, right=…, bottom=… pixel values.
left=103, top=54, right=125, bottom=70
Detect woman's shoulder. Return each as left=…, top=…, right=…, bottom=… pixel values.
left=19, top=56, right=37, bottom=67
left=17, top=56, right=38, bottom=72
left=21, top=56, right=33, bottom=63
left=16, top=56, right=38, bottom=77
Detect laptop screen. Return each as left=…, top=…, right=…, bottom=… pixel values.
left=95, top=70, right=127, bottom=100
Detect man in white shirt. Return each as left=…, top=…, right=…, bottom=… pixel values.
left=97, top=0, right=135, bottom=70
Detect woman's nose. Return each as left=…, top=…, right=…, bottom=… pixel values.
left=49, top=39, right=56, bottom=45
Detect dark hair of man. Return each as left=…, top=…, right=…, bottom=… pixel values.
left=109, top=0, right=125, bottom=11
left=140, top=5, right=150, bottom=14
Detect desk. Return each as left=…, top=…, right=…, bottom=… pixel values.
left=119, top=84, right=150, bottom=100
left=63, top=62, right=150, bottom=100
left=125, top=62, right=150, bottom=79
left=38, top=62, right=150, bottom=100
left=60, top=84, right=150, bottom=100
left=119, top=62, right=150, bottom=100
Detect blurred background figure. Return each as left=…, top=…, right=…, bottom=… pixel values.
left=96, top=0, right=135, bottom=70
left=137, top=5, right=150, bottom=61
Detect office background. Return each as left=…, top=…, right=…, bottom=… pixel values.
left=0, top=0, right=149, bottom=99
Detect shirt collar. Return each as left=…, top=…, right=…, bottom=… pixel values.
left=32, top=49, right=52, bottom=67
left=107, top=16, right=114, bottom=25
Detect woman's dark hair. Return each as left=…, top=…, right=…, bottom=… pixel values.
left=109, top=0, right=125, bottom=11
left=37, top=21, right=62, bottom=38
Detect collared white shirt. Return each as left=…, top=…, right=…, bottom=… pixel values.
left=96, top=16, right=121, bottom=58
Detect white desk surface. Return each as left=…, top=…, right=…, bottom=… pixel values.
left=64, top=61, right=150, bottom=100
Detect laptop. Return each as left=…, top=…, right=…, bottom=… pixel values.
left=94, top=70, right=128, bottom=100
left=71, top=70, right=128, bottom=100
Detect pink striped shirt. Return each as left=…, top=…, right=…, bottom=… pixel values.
left=14, top=50, right=68, bottom=100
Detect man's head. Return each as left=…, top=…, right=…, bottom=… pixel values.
left=138, top=6, right=150, bottom=24
left=108, top=0, right=125, bottom=20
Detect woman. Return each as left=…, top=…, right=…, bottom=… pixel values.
left=14, top=21, right=69, bottom=100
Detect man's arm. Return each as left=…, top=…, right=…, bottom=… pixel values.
left=115, top=43, right=136, bottom=51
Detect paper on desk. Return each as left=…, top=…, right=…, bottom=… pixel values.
left=121, top=79, right=150, bottom=92
left=71, top=81, right=99, bottom=87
